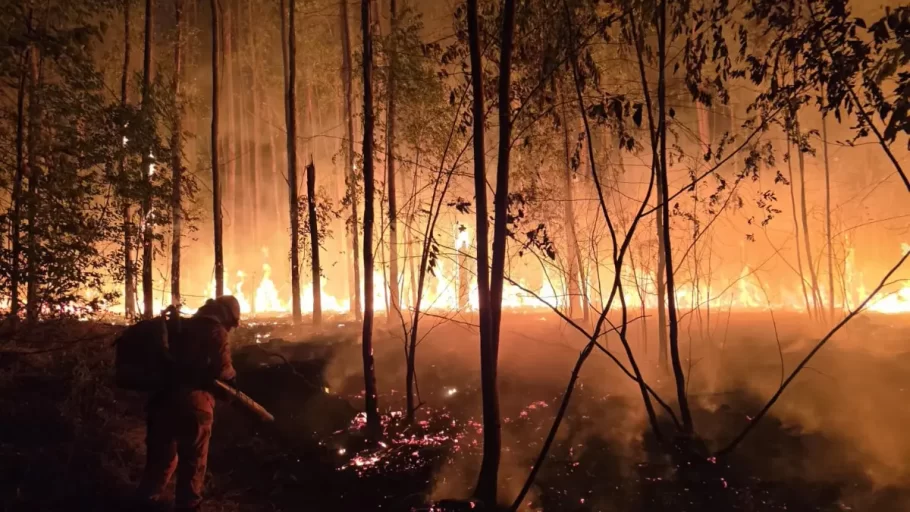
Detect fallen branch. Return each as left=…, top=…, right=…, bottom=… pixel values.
left=716, top=249, right=910, bottom=456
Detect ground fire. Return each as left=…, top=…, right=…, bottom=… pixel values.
left=1, top=0, right=909, bottom=511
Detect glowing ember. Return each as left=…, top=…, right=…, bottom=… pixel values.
left=445, top=387, right=457, bottom=397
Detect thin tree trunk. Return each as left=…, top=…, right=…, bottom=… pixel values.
left=560, top=92, right=582, bottom=319
left=231, top=0, right=244, bottom=266
left=140, top=0, right=155, bottom=319
left=281, top=0, right=302, bottom=323
left=306, top=161, right=322, bottom=326
left=360, top=0, right=381, bottom=440
left=340, top=0, right=362, bottom=321
left=211, top=0, right=225, bottom=297
left=489, top=0, right=516, bottom=354
left=268, top=104, right=283, bottom=232
left=10, top=52, right=27, bottom=324
left=386, top=0, right=400, bottom=323
left=786, top=136, right=812, bottom=315
left=822, top=113, right=834, bottom=321
left=656, top=187, right=668, bottom=369
left=794, top=113, right=822, bottom=319
left=223, top=0, right=236, bottom=265
left=657, top=0, right=693, bottom=434
left=25, top=42, right=43, bottom=325
left=474, top=0, right=513, bottom=502
left=121, top=0, right=137, bottom=317
left=248, top=1, right=262, bottom=253
left=171, top=0, right=184, bottom=307
left=576, top=118, right=590, bottom=324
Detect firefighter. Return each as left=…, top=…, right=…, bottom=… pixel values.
left=136, top=295, right=241, bottom=511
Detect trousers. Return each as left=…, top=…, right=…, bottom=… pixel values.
left=137, top=389, right=215, bottom=509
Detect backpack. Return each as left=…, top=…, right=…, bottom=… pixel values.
left=113, top=306, right=180, bottom=392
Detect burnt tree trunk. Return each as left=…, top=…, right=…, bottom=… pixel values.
left=306, top=161, right=322, bottom=326
left=340, top=0, right=362, bottom=321
left=385, top=0, right=400, bottom=322
left=171, top=0, right=184, bottom=306
left=303, top=72, right=322, bottom=325
left=211, top=0, right=225, bottom=297
left=360, top=0, right=381, bottom=440
left=121, top=0, right=137, bottom=317
left=140, top=0, right=155, bottom=319
left=281, top=0, right=302, bottom=323
left=656, top=0, right=693, bottom=434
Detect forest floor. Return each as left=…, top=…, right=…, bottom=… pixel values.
left=2, top=312, right=910, bottom=512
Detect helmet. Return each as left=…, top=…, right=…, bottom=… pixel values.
left=214, top=295, right=242, bottom=329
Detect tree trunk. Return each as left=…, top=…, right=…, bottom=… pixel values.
left=223, top=0, right=236, bottom=265
left=231, top=0, right=244, bottom=267
left=171, top=0, right=184, bottom=307
left=211, top=0, right=225, bottom=297
left=121, top=0, right=137, bottom=317
left=656, top=0, right=693, bottom=434
left=794, top=113, right=823, bottom=319
left=306, top=161, right=322, bottom=326
left=473, top=0, right=513, bottom=503
left=281, top=0, right=302, bottom=323
left=247, top=1, right=262, bottom=255
left=656, top=188, right=668, bottom=369
left=786, top=138, right=812, bottom=315
left=268, top=104, right=283, bottom=233
left=10, top=51, right=27, bottom=325
left=340, top=0, right=362, bottom=321
left=822, top=113, right=834, bottom=320
left=25, top=41, right=43, bottom=325
left=360, top=0, right=381, bottom=440
left=560, top=92, right=582, bottom=320
left=140, top=0, right=155, bottom=319
left=385, top=0, right=400, bottom=323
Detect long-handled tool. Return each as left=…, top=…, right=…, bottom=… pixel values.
left=214, top=380, right=275, bottom=422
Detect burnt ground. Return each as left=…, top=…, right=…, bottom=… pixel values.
left=2, top=312, right=910, bottom=511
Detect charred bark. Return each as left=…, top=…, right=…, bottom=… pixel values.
left=360, top=0, right=381, bottom=440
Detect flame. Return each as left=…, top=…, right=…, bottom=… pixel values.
left=254, top=264, right=285, bottom=313
left=866, top=243, right=910, bottom=314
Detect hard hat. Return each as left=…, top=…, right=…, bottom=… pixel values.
left=214, top=295, right=241, bottom=328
